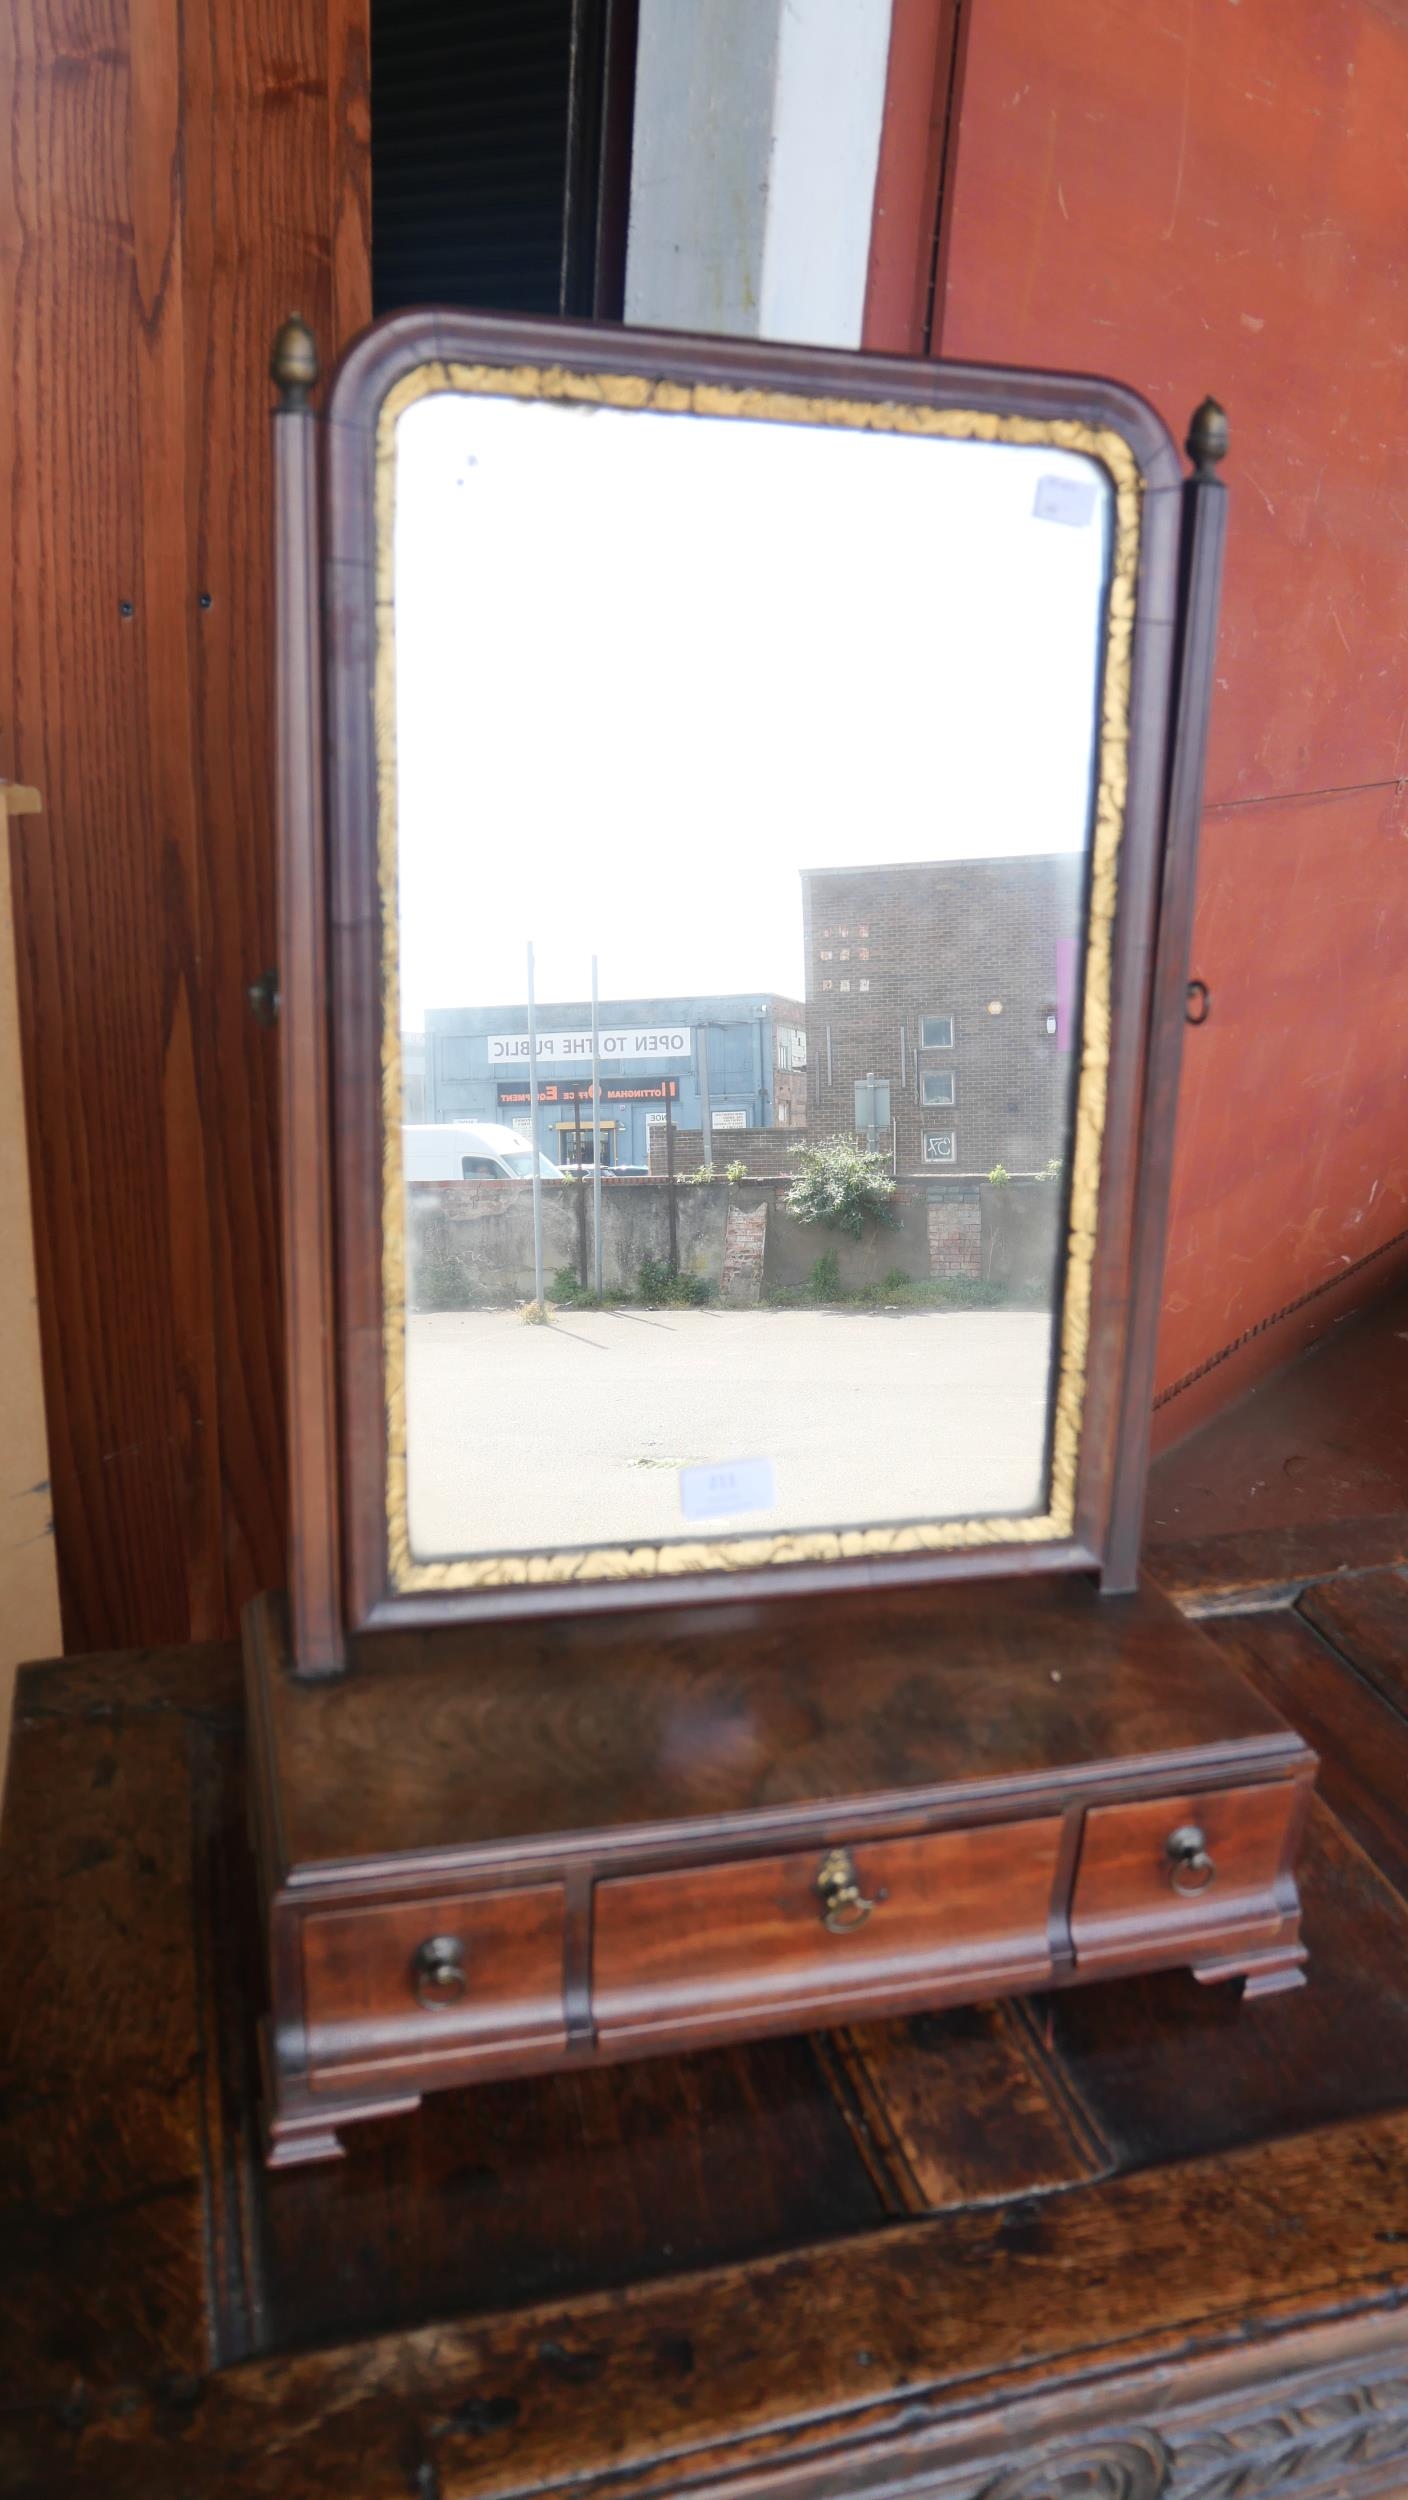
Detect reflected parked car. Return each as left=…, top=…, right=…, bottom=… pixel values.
left=402, top=1122, right=563, bottom=1181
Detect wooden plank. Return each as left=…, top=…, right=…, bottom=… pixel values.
left=1044, top=1798, right=1408, bottom=2169
left=0, top=0, right=370, bottom=1654
left=252, top=2036, right=884, bottom=2360
left=1298, top=1569, right=1408, bottom=1721
left=1147, top=1515, right=1408, bottom=1613
left=0, top=1645, right=254, bottom=2384
left=824, top=2000, right=1110, bottom=2213
left=0, top=0, right=206, bottom=1648
left=1202, top=1609, right=1408, bottom=1904
left=0, top=1699, right=213, bottom=2399
left=12, top=1640, right=243, bottom=1723
left=188, top=1703, right=269, bottom=2371
left=0, top=2184, right=210, bottom=2414
left=0, top=1710, right=206, bottom=2149
left=1147, top=1281, right=1408, bottom=1544
left=18, top=2108, right=1408, bottom=2498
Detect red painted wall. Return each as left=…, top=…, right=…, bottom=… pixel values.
left=873, top=0, right=1408, bottom=1438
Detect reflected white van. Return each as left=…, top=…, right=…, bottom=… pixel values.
left=402, top=1122, right=563, bottom=1182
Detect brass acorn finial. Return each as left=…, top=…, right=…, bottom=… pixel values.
left=1186, top=396, right=1229, bottom=476
left=271, top=315, right=319, bottom=410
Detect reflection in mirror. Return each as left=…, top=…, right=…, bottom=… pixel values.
left=387, top=385, right=1115, bottom=1572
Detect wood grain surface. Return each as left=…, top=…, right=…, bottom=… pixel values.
left=255, top=1577, right=1296, bottom=1871
left=0, top=0, right=369, bottom=1654
left=823, top=1999, right=1112, bottom=2211
left=593, top=1818, right=1063, bottom=2036
left=1067, top=1779, right=1304, bottom=1969
left=1047, top=1796, right=1408, bottom=2168
left=303, top=1881, right=568, bottom=2077
left=1207, top=1603, right=1408, bottom=1905
left=1297, top=1567, right=1408, bottom=1718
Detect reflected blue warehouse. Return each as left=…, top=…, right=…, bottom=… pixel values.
left=422, top=993, right=808, bottom=1168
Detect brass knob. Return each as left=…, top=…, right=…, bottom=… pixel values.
left=816, top=1847, right=876, bottom=1933
left=412, top=1933, right=467, bottom=2009
left=1166, top=1823, right=1216, bottom=1896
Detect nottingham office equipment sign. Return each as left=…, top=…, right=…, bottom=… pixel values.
left=488, top=1030, right=690, bottom=1066
left=496, top=1079, right=680, bottom=1106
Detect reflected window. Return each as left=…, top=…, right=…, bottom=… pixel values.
left=921, top=1015, right=955, bottom=1050
left=372, top=0, right=638, bottom=322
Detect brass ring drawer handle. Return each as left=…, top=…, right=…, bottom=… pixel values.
left=1166, top=1823, right=1216, bottom=1896
left=816, top=1848, right=877, bottom=1933
left=412, top=1933, right=468, bottom=2009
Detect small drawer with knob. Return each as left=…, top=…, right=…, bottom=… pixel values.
left=300, top=1884, right=566, bottom=2085
left=1069, top=1783, right=1303, bottom=1974
left=592, top=1819, right=1064, bottom=2048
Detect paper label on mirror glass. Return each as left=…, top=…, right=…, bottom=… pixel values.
left=1033, top=473, right=1098, bottom=528
left=679, top=1458, right=777, bottom=1521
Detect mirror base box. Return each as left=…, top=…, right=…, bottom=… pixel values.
left=243, top=1578, right=1314, bottom=2167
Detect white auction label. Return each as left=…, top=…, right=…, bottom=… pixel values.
left=678, top=1458, right=777, bottom=1521
left=1033, top=472, right=1098, bottom=528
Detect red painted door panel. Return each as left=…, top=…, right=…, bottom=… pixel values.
left=901, top=0, right=1408, bottom=1424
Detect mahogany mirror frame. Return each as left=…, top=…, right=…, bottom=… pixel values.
left=273, top=308, right=1222, bottom=1677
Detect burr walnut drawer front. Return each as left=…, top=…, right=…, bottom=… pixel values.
left=301, top=1884, right=567, bottom=2082
left=1070, top=1782, right=1301, bottom=1971
left=592, top=1820, right=1064, bottom=2044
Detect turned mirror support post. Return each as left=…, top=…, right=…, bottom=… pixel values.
left=272, top=317, right=345, bottom=1678
left=1103, top=397, right=1230, bottom=1594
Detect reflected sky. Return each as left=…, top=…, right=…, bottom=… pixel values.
left=393, top=391, right=1112, bottom=1025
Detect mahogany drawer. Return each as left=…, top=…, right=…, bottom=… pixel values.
left=593, top=1819, right=1064, bottom=2043
left=1070, top=1782, right=1300, bottom=1971
left=301, top=1883, right=566, bottom=2082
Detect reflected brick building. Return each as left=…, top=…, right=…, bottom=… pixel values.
left=802, top=856, right=1083, bottom=1176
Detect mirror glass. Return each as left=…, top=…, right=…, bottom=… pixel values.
left=388, top=382, right=1116, bottom=1573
